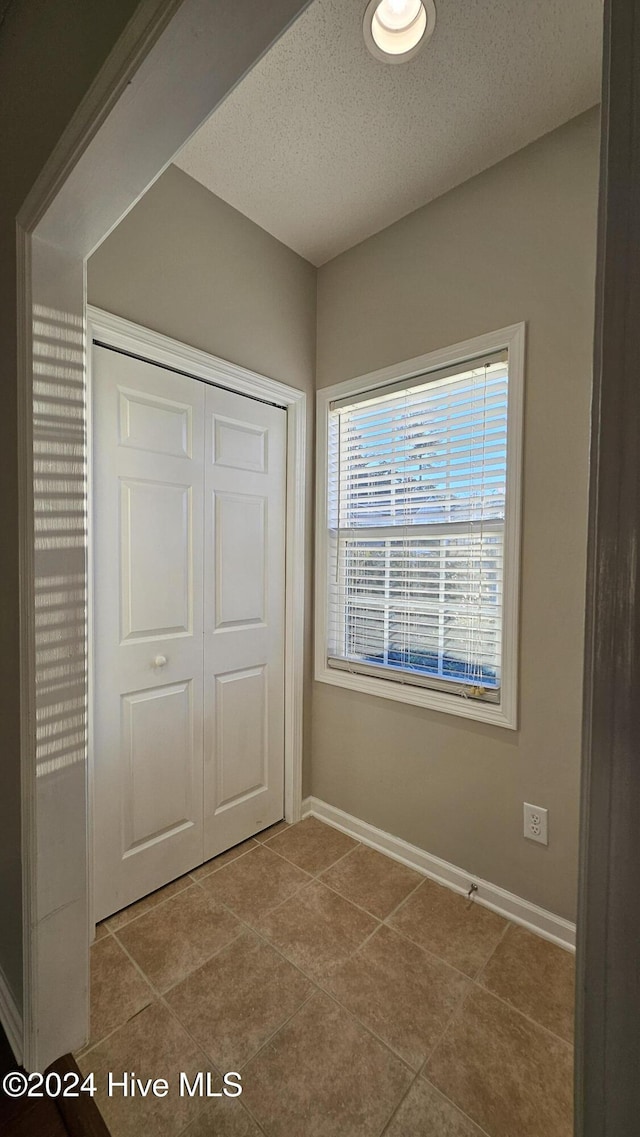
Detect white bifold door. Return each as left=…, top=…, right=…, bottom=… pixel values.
left=92, top=344, right=286, bottom=921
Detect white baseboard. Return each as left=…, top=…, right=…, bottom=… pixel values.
left=0, top=964, right=23, bottom=1065
left=302, top=796, right=576, bottom=952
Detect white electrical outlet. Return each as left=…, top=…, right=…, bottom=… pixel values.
left=523, top=802, right=548, bottom=845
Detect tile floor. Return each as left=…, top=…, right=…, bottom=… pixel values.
left=77, top=817, right=575, bottom=1137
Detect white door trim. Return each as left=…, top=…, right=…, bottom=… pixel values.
left=86, top=306, right=306, bottom=933
left=15, top=0, right=313, bottom=1071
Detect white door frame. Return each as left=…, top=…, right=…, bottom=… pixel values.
left=86, top=306, right=306, bottom=931
left=15, top=0, right=312, bottom=1072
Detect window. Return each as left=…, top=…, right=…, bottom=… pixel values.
left=315, top=325, right=524, bottom=728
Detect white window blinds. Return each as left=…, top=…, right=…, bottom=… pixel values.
left=325, top=351, right=509, bottom=702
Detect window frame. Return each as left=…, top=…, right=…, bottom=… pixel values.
left=314, top=323, right=525, bottom=730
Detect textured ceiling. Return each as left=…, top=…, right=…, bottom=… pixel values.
left=175, top=0, right=602, bottom=266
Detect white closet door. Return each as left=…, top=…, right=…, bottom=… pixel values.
left=203, top=385, right=286, bottom=858
left=92, top=345, right=205, bottom=921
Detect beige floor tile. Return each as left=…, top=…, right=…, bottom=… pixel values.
left=86, top=936, right=154, bottom=1049
left=256, top=879, right=378, bottom=981
left=384, top=1079, right=487, bottom=1137
left=388, top=878, right=508, bottom=977
left=93, top=921, right=110, bottom=941
left=243, top=992, right=412, bottom=1137
left=181, top=1097, right=263, bottom=1136
left=425, top=987, right=574, bottom=1137
left=254, top=820, right=290, bottom=843
left=116, top=884, right=241, bottom=992
left=199, top=844, right=311, bottom=924
left=479, top=924, right=575, bottom=1041
left=77, top=1002, right=215, bottom=1137
left=190, top=840, right=259, bottom=882
left=106, top=874, right=192, bottom=931
left=166, top=930, right=313, bottom=1069
left=265, top=816, right=358, bottom=874
left=321, top=844, right=422, bottom=919
left=323, top=925, right=469, bottom=1069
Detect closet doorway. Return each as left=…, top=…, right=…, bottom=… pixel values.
left=89, top=311, right=300, bottom=923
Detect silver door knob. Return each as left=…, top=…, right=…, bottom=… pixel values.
left=153, top=655, right=168, bottom=668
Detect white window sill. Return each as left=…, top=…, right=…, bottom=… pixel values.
left=315, top=662, right=517, bottom=729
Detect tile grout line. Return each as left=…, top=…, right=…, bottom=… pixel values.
left=418, top=966, right=573, bottom=1132
left=78, top=932, right=163, bottom=1058
left=308, top=939, right=474, bottom=1074
left=312, top=985, right=419, bottom=1078
left=101, top=876, right=194, bottom=934
left=113, top=912, right=246, bottom=1000
left=183, top=876, right=330, bottom=999
left=463, top=903, right=575, bottom=1048
left=203, top=865, right=398, bottom=1025
left=316, top=861, right=425, bottom=923
left=380, top=894, right=510, bottom=983
left=474, top=915, right=512, bottom=983
left=415, top=979, right=480, bottom=1123
left=94, top=838, right=320, bottom=1014
left=378, top=1069, right=422, bottom=1137
left=378, top=903, right=575, bottom=1048
left=187, top=839, right=261, bottom=883
left=232, top=921, right=435, bottom=1084
left=415, top=1076, right=494, bottom=1137
left=153, top=1015, right=266, bottom=1137
left=192, top=860, right=318, bottom=928
left=468, top=981, right=575, bottom=1049
left=237, top=989, right=320, bottom=1074
left=172, top=1095, right=269, bottom=1137
left=420, top=975, right=476, bottom=1072
left=155, top=987, right=272, bottom=1137
left=186, top=825, right=418, bottom=981
left=276, top=866, right=430, bottom=978
left=261, top=831, right=363, bottom=878
left=253, top=820, right=291, bottom=842
left=194, top=837, right=374, bottom=934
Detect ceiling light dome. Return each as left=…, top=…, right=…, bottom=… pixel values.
left=363, top=0, right=436, bottom=63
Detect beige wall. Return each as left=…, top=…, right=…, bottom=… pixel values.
left=0, top=0, right=145, bottom=1013
left=314, top=109, right=600, bottom=921
left=88, top=165, right=317, bottom=789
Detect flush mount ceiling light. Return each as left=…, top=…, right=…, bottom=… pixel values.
left=363, top=0, right=436, bottom=63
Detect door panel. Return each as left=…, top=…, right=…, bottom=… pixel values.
left=204, top=385, right=286, bottom=858
left=213, top=415, right=267, bottom=472
left=92, top=345, right=205, bottom=921
left=119, top=387, right=193, bottom=458
left=214, top=666, right=267, bottom=809
left=214, top=491, right=266, bottom=628
left=121, top=680, right=195, bottom=852
left=120, top=479, right=193, bottom=639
